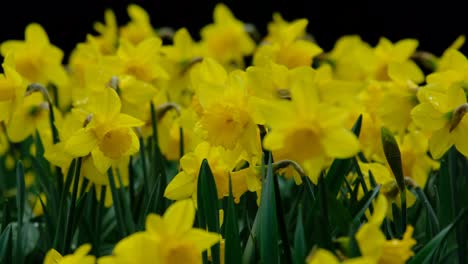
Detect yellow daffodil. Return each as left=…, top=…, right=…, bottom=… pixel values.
left=328, top=35, right=376, bottom=81
left=88, top=9, right=118, bottom=55
left=191, top=58, right=262, bottom=158
left=373, top=38, right=419, bottom=81
left=307, top=248, right=373, bottom=264
left=120, top=4, right=156, bottom=45
left=6, top=92, right=52, bottom=143
left=398, top=130, right=439, bottom=187
left=64, top=88, right=143, bottom=174
left=44, top=244, right=95, bottom=264
left=201, top=3, right=255, bottom=66
left=0, top=23, right=70, bottom=108
left=165, top=141, right=260, bottom=203
left=0, top=23, right=68, bottom=87
left=356, top=195, right=416, bottom=264
left=113, top=37, right=169, bottom=83
left=254, top=71, right=360, bottom=183
left=254, top=15, right=322, bottom=69
left=0, top=64, right=26, bottom=124
left=411, top=83, right=468, bottom=158
left=98, top=199, right=220, bottom=264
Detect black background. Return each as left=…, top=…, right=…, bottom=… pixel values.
left=0, top=0, right=467, bottom=59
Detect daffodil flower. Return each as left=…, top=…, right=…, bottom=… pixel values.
left=44, top=244, right=95, bottom=264
left=98, top=199, right=220, bottom=264
left=201, top=3, right=255, bottom=66
left=411, top=83, right=468, bottom=158
left=356, top=195, right=416, bottom=264
left=120, top=4, right=156, bottom=45
left=65, top=88, right=143, bottom=174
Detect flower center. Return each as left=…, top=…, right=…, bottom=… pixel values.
left=165, top=242, right=199, bottom=264
left=200, top=103, right=250, bottom=149
left=98, top=128, right=132, bottom=159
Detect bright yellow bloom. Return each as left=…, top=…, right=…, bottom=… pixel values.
left=373, top=38, right=419, bottom=81
left=98, top=199, right=220, bottom=264
left=162, top=28, right=203, bottom=66
left=328, top=35, right=376, bottom=81
left=0, top=23, right=67, bottom=86
left=398, top=130, right=439, bottom=187
left=65, top=88, right=143, bottom=174
left=307, top=248, right=374, bottom=264
left=191, top=58, right=261, bottom=157
left=0, top=64, right=26, bottom=124
left=411, top=83, right=468, bottom=158
left=254, top=14, right=322, bottom=69
left=201, top=4, right=255, bottom=66
left=378, top=61, right=423, bottom=135
left=88, top=9, right=118, bottom=55
left=165, top=141, right=260, bottom=203
left=0, top=23, right=69, bottom=108
left=265, top=13, right=308, bottom=44
left=113, top=37, right=169, bottom=83
left=356, top=196, right=416, bottom=264
left=6, top=92, right=52, bottom=143
left=120, top=4, right=156, bottom=45
left=255, top=72, right=360, bottom=184
left=44, top=244, right=95, bottom=264
left=353, top=161, right=416, bottom=211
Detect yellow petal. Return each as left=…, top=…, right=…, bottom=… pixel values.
left=91, top=148, right=113, bottom=174
left=263, top=131, right=286, bottom=151
left=370, top=195, right=388, bottom=225
left=110, top=232, right=160, bottom=263
left=185, top=229, right=221, bottom=252
left=114, top=114, right=144, bottom=128
left=307, top=249, right=340, bottom=264
left=74, top=244, right=92, bottom=256
left=145, top=213, right=166, bottom=236
left=6, top=110, right=35, bottom=143
left=43, top=249, right=63, bottom=264
left=25, top=23, right=49, bottom=45
left=388, top=61, right=424, bottom=83
left=164, top=171, right=196, bottom=200
left=392, top=39, right=418, bottom=61
left=65, top=128, right=98, bottom=157
left=355, top=223, right=385, bottom=260
left=89, top=88, right=121, bottom=120
left=322, top=128, right=360, bottom=158
left=453, top=117, right=468, bottom=157
left=163, top=199, right=196, bottom=236
left=429, top=126, right=453, bottom=159
left=411, top=103, right=446, bottom=131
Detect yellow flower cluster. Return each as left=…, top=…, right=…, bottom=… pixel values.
left=1, top=3, right=466, bottom=263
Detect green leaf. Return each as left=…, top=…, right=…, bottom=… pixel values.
left=380, top=127, right=405, bottom=191
left=326, top=114, right=362, bottom=197
left=63, top=157, right=83, bottom=253
left=381, top=127, right=406, bottom=232
left=293, top=205, right=306, bottom=264
left=15, top=161, right=25, bottom=225
left=224, top=175, right=241, bottom=264
left=437, top=156, right=453, bottom=227
left=259, top=154, right=279, bottom=264
left=15, top=161, right=25, bottom=264
left=352, top=184, right=381, bottom=222
left=197, top=159, right=220, bottom=264
left=0, top=224, right=12, bottom=263
left=53, top=159, right=76, bottom=251
left=107, top=168, right=128, bottom=238
left=409, top=209, right=467, bottom=264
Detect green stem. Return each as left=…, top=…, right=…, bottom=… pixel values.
left=64, top=157, right=82, bottom=253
